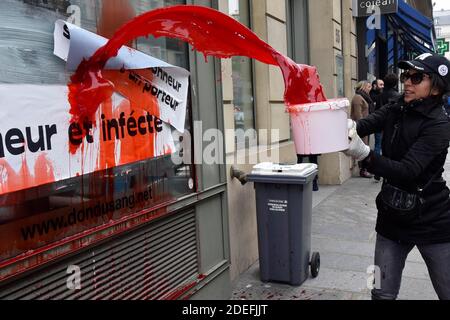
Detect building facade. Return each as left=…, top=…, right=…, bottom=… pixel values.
left=308, top=0, right=358, bottom=184
left=434, top=10, right=450, bottom=60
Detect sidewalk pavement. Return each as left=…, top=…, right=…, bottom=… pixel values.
left=231, top=156, right=450, bottom=300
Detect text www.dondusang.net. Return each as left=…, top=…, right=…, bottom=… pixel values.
left=20, top=187, right=152, bottom=241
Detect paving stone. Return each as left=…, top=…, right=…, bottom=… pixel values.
left=350, top=292, right=371, bottom=300
left=319, top=251, right=431, bottom=281
left=311, top=221, right=376, bottom=242
left=319, top=251, right=375, bottom=272
left=406, top=247, right=428, bottom=264
left=231, top=284, right=354, bottom=300
left=397, top=277, right=438, bottom=300
left=312, top=185, right=340, bottom=208
left=311, top=236, right=376, bottom=258
left=301, top=267, right=371, bottom=294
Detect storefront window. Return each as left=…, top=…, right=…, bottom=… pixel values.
left=0, top=0, right=193, bottom=261
left=228, top=0, right=255, bottom=149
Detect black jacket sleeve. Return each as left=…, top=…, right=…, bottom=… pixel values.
left=363, top=120, right=450, bottom=182
left=356, top=105, right=390, bottom=137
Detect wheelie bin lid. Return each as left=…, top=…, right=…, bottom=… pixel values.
left=247, top=162, right=318, bottom=184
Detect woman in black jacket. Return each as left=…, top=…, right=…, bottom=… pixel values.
left=345, top=53, right=450, bottom=300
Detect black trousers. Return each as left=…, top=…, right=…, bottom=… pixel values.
left=297, top=154, right=319, bottom=165
left=372, top=234, right=450, bottom=300
left=297, top=154, right=319, bottom=183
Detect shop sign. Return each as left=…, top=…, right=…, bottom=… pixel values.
left=352, top=0, right=398, bottom=17
left=437, top=38, right=450, bottom=55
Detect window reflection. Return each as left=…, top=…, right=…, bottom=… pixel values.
left=21, top=0, right=72, bottom=13
left=228, top=0, right=255, bottom=148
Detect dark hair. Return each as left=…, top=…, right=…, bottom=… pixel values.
left=429, top=73, right=449, bottom=97
left=383, top=73, right=398, bottom=90
left=372, top=80, right=378, bottom=87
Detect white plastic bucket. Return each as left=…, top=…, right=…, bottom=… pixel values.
left=288, top=98, right=349, bottom=155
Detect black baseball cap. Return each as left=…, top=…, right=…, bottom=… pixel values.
left=398, top=53, right=450, bottom=84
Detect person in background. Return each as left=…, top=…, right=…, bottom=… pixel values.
left=444, top=93, right=450, bottom=118
left=370, top=79, right=385, bottom=114
left=351, top=81, right=374, bottom=178
left=372, top=73, right=402, bottom=181
left=344, top=53, right=450, bottom=300
left=376, top=74, right=402, bottom=110
left=297, top=154, right=320, bottom=191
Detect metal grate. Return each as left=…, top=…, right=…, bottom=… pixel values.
left=0, top=210, right=199, bottom=300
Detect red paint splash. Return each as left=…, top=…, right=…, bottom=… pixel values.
left=68, top=5, right=326, bottom=152
left=0, top=154, right=55, bottom=195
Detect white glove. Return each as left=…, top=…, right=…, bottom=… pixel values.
left=344, top=120, right=370, bottom=161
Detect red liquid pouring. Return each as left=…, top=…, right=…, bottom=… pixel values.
left=68, top=5, right=327, bottom=151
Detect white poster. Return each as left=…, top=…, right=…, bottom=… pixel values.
left=0, top=85, right=176, bottom=195
left=0, top=21, right=191, bottom=196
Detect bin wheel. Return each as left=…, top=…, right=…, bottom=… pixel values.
left=310, top=252, right=320, bottom=278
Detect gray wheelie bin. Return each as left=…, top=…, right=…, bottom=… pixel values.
left=247, top=162, right=320, bottom=286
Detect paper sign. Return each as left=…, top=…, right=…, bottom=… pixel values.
left=54, top=20, right=190, bottom=133
left=0, top=84, right=175, bottom=196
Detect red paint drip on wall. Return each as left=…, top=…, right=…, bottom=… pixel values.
left=68, top=5, right=327, bottom=153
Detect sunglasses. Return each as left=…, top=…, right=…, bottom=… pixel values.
left=400, top=72, right=430, bottom=85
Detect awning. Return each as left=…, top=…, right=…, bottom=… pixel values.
left=387, top=0, right=435, bottom=54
